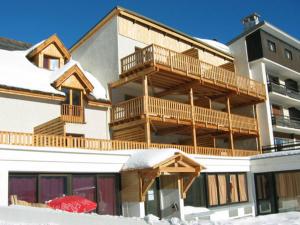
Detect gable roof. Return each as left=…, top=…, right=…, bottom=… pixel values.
left=70, top=6, right=234, bottom=60
left=52, top=64, right=94, bottom=93
left=0, top=40, right=108, bottom=102
left=27, top=34, right=71, bottom=61
left=122, top=149, right=203, bottom=171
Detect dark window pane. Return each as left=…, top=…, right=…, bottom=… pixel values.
left=185, top=174, right=206, bottom=207
left=267, top=40, right=276, bottom=52
left=40, top=176, right=67, bottom=203
left=72, top=176, right=96, bottom=202
left=97, top=176, right=117, bottom=215
left=61, top=88, right=70, bottom=105
left=72, top=89, right=81, bottom=106
left=9, top=176, right=37, bottom=203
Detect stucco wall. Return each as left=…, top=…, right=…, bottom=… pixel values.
left=66, top=106, right=109, bottom=139
left=0, top=94, right=60, bottom=133
left=72, top=16, right=119, bottom=96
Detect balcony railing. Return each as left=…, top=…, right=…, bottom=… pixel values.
left=272, top=115, right=300, bottom=129
left=0, top=131, right=259, bottom=157
left=120, top=44, right=266, bottom=99
left=111, top=96, right=258, bottom=133
left=268, top=82, right=300, bottom=100
left=262, top=141, right=300, bottom=153
left=61, top=104, right=84, bottom=124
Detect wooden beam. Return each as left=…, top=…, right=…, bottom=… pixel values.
left=181, top=174, right=198, bottom=199
left=159, top=167, right=196, bottom=173
left=226, top=96, right=234, bottom=153
left=155, top=80, right=199, bottom=97
left=190, top=88, right=197, bottom=151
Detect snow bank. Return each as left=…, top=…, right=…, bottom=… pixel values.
left=194, top=38, right=231, bottom=54
left=251, top=149, right=300, bottom=160
left=0, top=205, right=300, bottom=225
left=184, top=206, right=210, bottom=215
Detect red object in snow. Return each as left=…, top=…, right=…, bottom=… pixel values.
left=47, top=195, right=97, bottom=213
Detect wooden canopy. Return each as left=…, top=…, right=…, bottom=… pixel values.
left=27, top=34, right=71, bottom=61
left=121, top=152, right=204, bottom=202
left=52, top=64, right=94, bottom=93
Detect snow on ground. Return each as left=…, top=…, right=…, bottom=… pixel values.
left=1, top=205, right=300, bottom=225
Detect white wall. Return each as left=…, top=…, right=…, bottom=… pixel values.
left=72, top=16, right=119, bottom=96
left=250, top=62, right=274, bottom=146
left=0, top=95, right=60, bottom=133
left=66, top=106, right=109, bottom=139
left=0, top=145, right=130, bottom=206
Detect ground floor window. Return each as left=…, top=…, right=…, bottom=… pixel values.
left=9, top=173, right=120, bottom=215
left=207, top=173, right=248, bottom=207
left=185, top=173, right=248, bottom=208
left=275, top=171, right=300, bottom=212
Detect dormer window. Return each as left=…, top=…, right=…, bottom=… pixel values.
left=43, top=55, right=60, bottom=70
left=61, top=87, right=82, bottom=106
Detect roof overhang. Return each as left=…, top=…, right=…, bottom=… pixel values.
left=27, top=34, right=71, bottom=61
left=122, top=152, right=205, bottom=201
left=70, top=7, right=234, bottom=61
left=52, top=64, right=94, bottom=93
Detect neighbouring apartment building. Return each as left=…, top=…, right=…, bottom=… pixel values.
left=0, top=6, right=299, bottom=222
left=229, top=13, right=300, bottom=215
left=229, top=13, right=300, bottom=148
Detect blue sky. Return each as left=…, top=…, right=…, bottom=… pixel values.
left=1, top=0, right=299, bottom=48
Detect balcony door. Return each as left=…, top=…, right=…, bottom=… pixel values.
left=61, top=87, right=84, bottom=123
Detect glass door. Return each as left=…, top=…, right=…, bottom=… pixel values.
left=255, top=173, right=277, bottom=215
left=145, top=178, right=161, bottom=218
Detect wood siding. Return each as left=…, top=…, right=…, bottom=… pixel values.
left=34, top=117, right=65, bottom=136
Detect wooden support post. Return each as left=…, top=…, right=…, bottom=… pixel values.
left=143, top=76, right=151, bottom=147
left=213, top=136, right=216, bottom=148
left=208, top=98, right=212, bottom=109
left=226, top=96, right=234, bottom=155
left=189, top=88, right=197, bottom=152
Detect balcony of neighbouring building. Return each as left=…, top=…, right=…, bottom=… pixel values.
left=272, top=115, right=300, bottom=133
left=268, top=82, right=300, bottom=106
left=114, top=44, right=266, bottom=106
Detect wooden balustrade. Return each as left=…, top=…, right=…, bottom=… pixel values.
left=61, top=104, right=84, bottom=123
left=110, top=97, right=144, bottom=122
left=0, top=131, right=259, bottom=157
left=120, top=44, right=266, bottom=99
left=111, top=96, right=258, bottom=133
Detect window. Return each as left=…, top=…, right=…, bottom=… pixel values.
left=267, top=40, right=276, bottom=52
left=61, top=87, right=82, bottom=106
left=9, top=175, right=37, bottom=203
left=43, top=55, right=60, bottom=70
left=9, top=173, right=120, bottom=215
left=206, top=173, right=248, bottom=207
left=185, top=174, right=207, bottom=207
left=284, top=49, right=293, bottom=60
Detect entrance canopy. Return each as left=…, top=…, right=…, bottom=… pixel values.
left=121, top=149, right=205, bottom=202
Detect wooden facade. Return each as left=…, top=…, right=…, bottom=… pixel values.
left=109, top=44, right=266, bottom=156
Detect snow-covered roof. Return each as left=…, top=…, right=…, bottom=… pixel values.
left=0, top=47, right=107, bottom=100
left=194, top=38, right=231, bottom=54
left=122, top=148, right=182, bottom=170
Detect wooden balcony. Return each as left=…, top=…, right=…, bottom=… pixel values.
left=115, top=44, right=266, bottom=106
left=0, top=131, right=259, bottom=157
left=61, top=104, right=84, bottom=124
left=111, top=96, right=258, bottom=135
